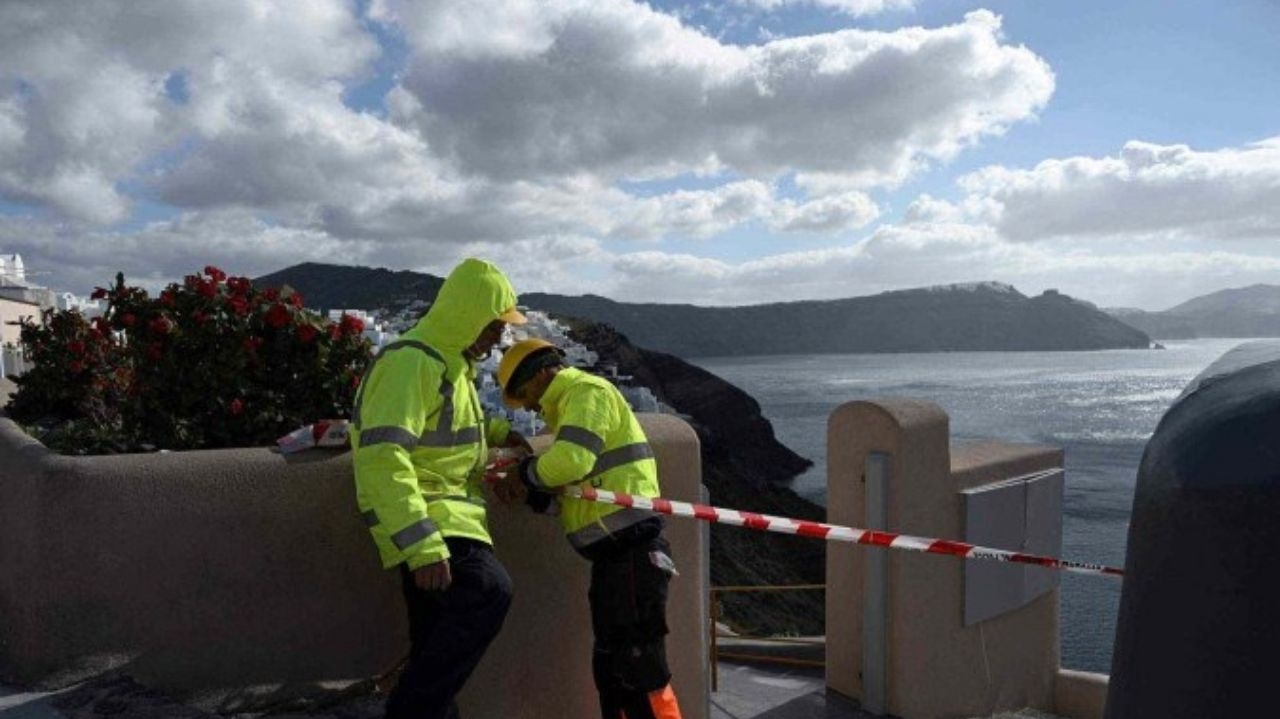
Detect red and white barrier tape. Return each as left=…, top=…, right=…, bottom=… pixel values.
left=563, top=485, right=1124, bottom=579
left=277, top=419, right=350, bottom=454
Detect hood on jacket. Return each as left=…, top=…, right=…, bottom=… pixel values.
left=410, top=258, right=523, bottom=354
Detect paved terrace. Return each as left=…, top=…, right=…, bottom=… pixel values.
left=3, top=659, right=1066, bottom=719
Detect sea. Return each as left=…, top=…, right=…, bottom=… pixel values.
left=692, top=338, right=1247, bottom=674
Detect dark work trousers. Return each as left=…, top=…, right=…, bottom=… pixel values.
left=588, top=535, right=679, bottom=719
left=384, top=537, right=513, bottom=719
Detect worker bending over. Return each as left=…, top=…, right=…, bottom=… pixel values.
left=492, top=339, right=683, bottom=719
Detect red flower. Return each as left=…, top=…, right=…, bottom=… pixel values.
left=204, top=266, right=227, bottom=283
left=69, top=360, right=84, bottom=373
left=93, top=317, right=111, bottom=334
left=327, top=324, right=342, bottom=342
left=90, top=287, right=108, bottom=300
left=149, top=316, right=173, bottom=335
left=193, top=310, right=208, bottom=325
left=264, top=303, right=292, bottom=329
left=196, top=280, right=217, bottom=299
left=147, top=342, right=164, bottom=362
left=296, top=324, right=319, bottom=344
left=120, top=313, right=136, bottom=328
left=263, top=288, right=281, bottom=302
left=226, top=296, right=250, bottom=317
left=227, top=277, right=252, bottom=296
left=229, top=398, right=244, bottom=416
left=288, top=293, right=304, bottom=309
left=340, top=313, right=365, bottom=336
left=160, top=289, right=176, bottom=307
left=68, top=340, right=86, bottom=355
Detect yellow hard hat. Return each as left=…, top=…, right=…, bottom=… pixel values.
left=497, top=338, right=560, bottom=408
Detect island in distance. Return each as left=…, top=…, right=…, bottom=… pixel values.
left=257, top=264, right=1154, bottom=357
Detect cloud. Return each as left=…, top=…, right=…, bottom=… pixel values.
left=599, top=218, right=1280, bottom=308
left=27, top=2, right=1274, bottom=313
left=380, top=3, right=1054, bottom=184
left=2, top=0, right=1049, bottom=260
left=0, top=0, right=379, bottom=224
left=768, top=191, right=879, bottom=233
left=738, top=0, right=915, bottom=17
left=165, top=83, right=435, bottom=204
left=955, top=137, right=1280, bottom=242
left=307, top=173, right=878, bottom=244
left=0, top=210, right=366, bottom=295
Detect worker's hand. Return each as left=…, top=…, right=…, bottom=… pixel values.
left=483, top=456, right=519, bottom=486
left=501, top=430, right=533, bottom=454
left=489, top=472, right=528, bottom=505
left=413, top=559, right=452, bottom=592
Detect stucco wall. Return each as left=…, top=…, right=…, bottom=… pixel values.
left=1056, top=669, right=1108, bottom=719
left=826, top=399, right=1063, bottom=719
left=0, top=396, right=707, bottom=719
left=0, top=297, right=39, bottom=346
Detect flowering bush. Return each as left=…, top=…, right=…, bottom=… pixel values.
left=6, top=266, right=372, bottom=454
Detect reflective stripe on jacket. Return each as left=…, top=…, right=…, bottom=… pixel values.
left=526, top=367, right=661, bottom=551
left=350, top=258, right=518, bottom=570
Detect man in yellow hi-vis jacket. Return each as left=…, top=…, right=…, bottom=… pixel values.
left=492, top=339, right=683, bottom=719
left=351, top=258, right=527, bottom=719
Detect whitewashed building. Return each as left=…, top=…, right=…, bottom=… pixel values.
left=0, top=253, right=64, bottom=309
left=0, top=254, right=25, bottom=286
left=56, top=292, right=105, bottom=319
left=0, top=295, right=39, bottom=378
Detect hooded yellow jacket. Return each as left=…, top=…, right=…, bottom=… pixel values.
left=350, top=259, right=516, bottom=569
left=525, top=367, right=661, bottom=552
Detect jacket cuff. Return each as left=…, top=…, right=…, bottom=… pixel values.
left=526, top=488, right=555, bottom=514
left=486, top=415, right=513, bottom=447
left=405, top=542, right=451, bottom=570
left=518, top=457, right=556, bottom=513
left=519, top=456, right=542, bottom=491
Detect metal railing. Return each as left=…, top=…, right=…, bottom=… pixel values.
left=709, top=583, right=826, bottom=691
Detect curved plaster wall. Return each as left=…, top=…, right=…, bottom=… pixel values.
left=0, top=392, right=707, bottom=719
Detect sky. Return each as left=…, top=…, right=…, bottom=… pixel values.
left=1, top=0, right=1278, bottom=310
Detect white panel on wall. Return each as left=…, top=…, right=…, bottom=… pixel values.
left=1024, top=469, right=1064, bottom=600
left=962, top=468, right=1064, bottom=626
